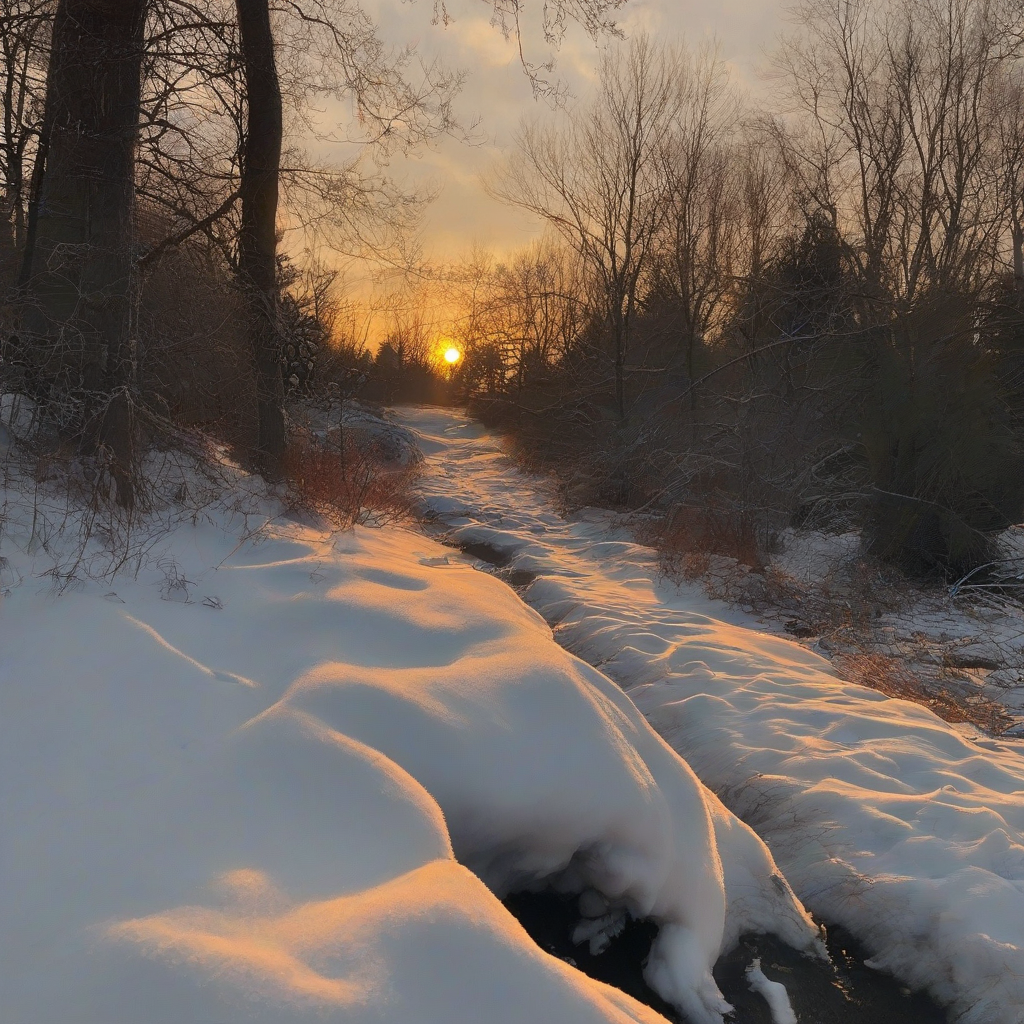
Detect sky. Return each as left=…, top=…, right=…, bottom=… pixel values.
left=313, top=0, right=791, bottom=259
left=299, top=0, right=792, bottom=336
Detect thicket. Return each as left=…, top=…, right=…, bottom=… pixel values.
left=449, top=4, right=1024, bottom=579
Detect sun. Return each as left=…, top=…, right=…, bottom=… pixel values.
left=443, top=346, right=461, bottom=365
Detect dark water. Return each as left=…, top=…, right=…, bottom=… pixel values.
left=504, top=890, right=949, bottom=1024
left=457, top=540, right=538, bottom=589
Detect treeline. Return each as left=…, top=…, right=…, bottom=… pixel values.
left=446, top=2, right=1024, bottom=577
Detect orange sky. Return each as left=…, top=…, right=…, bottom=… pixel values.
left=366, top=0, right=787, bottom=252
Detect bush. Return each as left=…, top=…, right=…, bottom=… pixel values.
left=282, top=428, right=418, bottom=528
left=648, top=501, right=771, bottom=571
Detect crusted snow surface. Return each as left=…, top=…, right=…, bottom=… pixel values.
left=398, top=405, right=1024, bottom=1024
left=0, top=446, right=818, bottom=1024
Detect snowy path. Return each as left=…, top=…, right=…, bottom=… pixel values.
left=398, top=406, right=1024, bottom=1024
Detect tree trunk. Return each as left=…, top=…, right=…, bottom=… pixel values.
left=18, top=110, right=50, bottom=289
left=685, top=330, right=697, bottom=443
left=611, top=304, right=627, bottom=421
left=235, top=0, right=284, bottom=475
left=614, top=343, right=625, bottom=420
left=19, top=0, right=146, bottom=507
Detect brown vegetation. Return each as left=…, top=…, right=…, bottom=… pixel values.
left=832, top=651, right=1016, bottom=735
left=282, top=427, right=418, bottom=529
left=643, top=503, right=771, bottom=574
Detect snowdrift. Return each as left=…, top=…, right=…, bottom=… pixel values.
left=0, top=455, right=818, bottom=1024
left=399, top=405, right=1024, bottom=1024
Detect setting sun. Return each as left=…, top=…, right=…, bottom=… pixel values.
left=443, top=346, right=461, bottom=364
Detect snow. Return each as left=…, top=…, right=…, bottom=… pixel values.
left=745, top=959, right=797, bottom=1024
left=771, top=524, right=1024, bottom=730
left=0, top=437, right=820, bottom=1023
left=289, top=398, right=423, bottom=468
left=397, top=405, right=1024, bottom=1024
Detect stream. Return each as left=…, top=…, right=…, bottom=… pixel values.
left=396, top=405, right=955, bottom=1023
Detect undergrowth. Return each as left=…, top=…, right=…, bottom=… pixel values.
left=0, top=392, right=417, bottom=593
left=282, top=428, right=418, bottom=529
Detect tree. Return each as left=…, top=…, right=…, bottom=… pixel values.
left=647, top=44, right=739, bottom=414
left=0, top=0, right=51, bottom=255
left=774, top=0, right=1020, bottom=308
left=493, top=35, right=683, bottom=419
left=465, top=239, right=587, bottom=398
left=235, top=0, right=284, bottom=472
left=18, top=0, right=149, bottom=505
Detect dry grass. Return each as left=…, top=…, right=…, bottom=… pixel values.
left=832, top=650, right=1016, bottom=734
left=282, top=430, right=418, bottom=529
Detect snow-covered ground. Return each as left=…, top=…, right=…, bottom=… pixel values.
left=767, top=526, right=1024, bottom=732
left=397, top=405, right=1024, bottom=1024
left=0, top=426, right=820, bottom=1023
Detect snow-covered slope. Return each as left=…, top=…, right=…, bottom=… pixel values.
left=0, top=451, right=818, bottom=1023
left=398, top=405, right=1024, bottom=1024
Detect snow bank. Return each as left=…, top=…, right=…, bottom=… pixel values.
left=289, top=397, right=422, bottom=466
left=398, top=405, right=1024, bottom=1024
left=0, top=443, right=816, bottom=1024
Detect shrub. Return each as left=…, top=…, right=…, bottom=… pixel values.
left=282, top=429, right=418, bottom=528
left=647, top=500, right=771, bottom=571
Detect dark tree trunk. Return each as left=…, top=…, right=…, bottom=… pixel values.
left=19, top=0, right=146, bottom=506
left=18, top=31, right=56, bottom=292
left=611, top=307, right=626, bottom=421
left=235, top=0, right=284, bottom=475
left=17, top=114, right=50, bottom=289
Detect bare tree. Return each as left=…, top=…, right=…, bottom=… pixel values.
left=649, top=45, right=740, bottom=397
left=774, top=0, right=1022, bottom=307
left=0, top=0, right=51, bottom=254
left=730, top=132, right=793, bottom=353
left=493, top=34, right=684, bottom=418
left=468, top=238, right=588, bottom=397
left=989, top=63, right=1024, bottom=290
